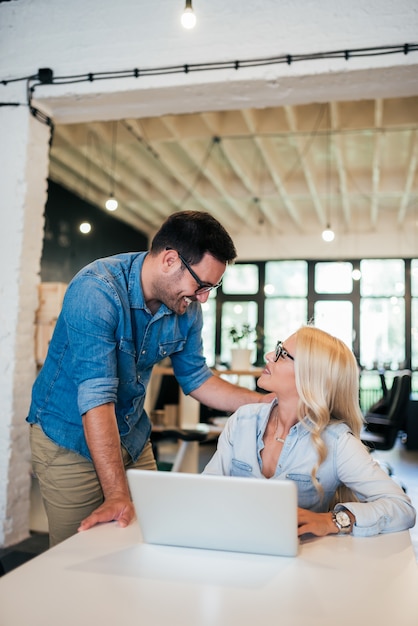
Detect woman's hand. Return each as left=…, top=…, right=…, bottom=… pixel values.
left=297, top=507, right=339, bottom=537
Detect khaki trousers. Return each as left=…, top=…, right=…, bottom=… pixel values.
left=30, top=424, right=157, bottom=547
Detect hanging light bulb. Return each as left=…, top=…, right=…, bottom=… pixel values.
left=105, top=121, right=118, bottom=211
left=322, top=114, right=335, bottom=244
left=322, top=225, right=335, bottom=242
left=105, top=194, right=118, bottom=211
left=181, top=0, right=196, bottom=29
left=79, top=222, right=92, bottom=234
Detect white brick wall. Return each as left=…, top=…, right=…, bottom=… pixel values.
left=0, top=105, right=50, bottom=546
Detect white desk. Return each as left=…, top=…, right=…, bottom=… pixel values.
left=1, top=522, right=417, bottom=626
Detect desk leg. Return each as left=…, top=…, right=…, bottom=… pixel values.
left=171, top=441, right=199, bottom=473
left=177, top=392, right=200, bottom=472
left=179, top=391, right=200, bottom=427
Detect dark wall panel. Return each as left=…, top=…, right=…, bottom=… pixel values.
left=41, top=181, right=148, bottom=283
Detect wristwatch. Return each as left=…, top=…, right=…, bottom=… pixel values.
left=332, top=509, right=352, bottom=534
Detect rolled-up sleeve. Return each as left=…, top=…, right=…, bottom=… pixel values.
left=335, top=432, right=416, bottom=536
left=77, top=377, right=119, bottom=415
left=64, top=275, right=122, bottom=414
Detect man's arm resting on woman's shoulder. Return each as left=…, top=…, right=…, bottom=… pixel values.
left=190, top=375, right=274, bottom=414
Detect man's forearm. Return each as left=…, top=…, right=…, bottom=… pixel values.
left=82, top=403, right=130, bottom=499
left=190, top=375, right=267, bottom=414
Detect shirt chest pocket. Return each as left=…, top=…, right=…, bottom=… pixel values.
left=231, top=458, right=254, bottom=477
left=158, top=338, right=186, bottom=360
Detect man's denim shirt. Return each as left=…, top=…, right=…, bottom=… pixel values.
left=27, top=252, right=212, bottom=461
left=203, top=401, right=416, bottom=536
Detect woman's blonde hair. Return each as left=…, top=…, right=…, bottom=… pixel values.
left=293, top=325, right=364, bottom=496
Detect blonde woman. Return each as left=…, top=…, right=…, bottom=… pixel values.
left=204, top=326, right=416, bottom=537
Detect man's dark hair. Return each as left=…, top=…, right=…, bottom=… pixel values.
left=150, top=210, right=237, bottom=265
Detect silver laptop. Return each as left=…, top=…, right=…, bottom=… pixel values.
left=127, top=469, right=298, bottom=557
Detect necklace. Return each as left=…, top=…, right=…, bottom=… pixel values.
left=271, top=404, right=287, bottom=444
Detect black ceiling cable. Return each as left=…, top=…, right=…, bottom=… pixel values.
left=0, top=71, right=37, bottom=107
left=1, top=43, right=416, bottom=129
left=31, top=43, right=418, bottom=85
left=1, top=43, right=416, bottom=89
left=26, top=73, right=55, bottom=145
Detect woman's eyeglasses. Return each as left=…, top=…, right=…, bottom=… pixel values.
left=167, top=248, right=222, bottom=295
left=274, top=341, right=294, bottom=362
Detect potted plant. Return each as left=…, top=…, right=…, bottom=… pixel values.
left=228, top=324, right=261, bottom=370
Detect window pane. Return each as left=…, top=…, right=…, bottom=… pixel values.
left=360, top=259, right=405, bottom=296
left=222, top=264, right=259, bottom=294
left=314, top=301, right=353, bottom=349
left=360, top=371, right=385, bottom=413
left=220, top=301, right=258, bottom=364
left=265, top=261, right=307, bottom=296
left=201, top=297, right=216, bottom=367
left=412, top=259, right=418, bottom=297
left=315, top=262, right=353, bottom=294
left=360, top=297, right=405, bottom=370
left=264, top=299, right=307, bottom=353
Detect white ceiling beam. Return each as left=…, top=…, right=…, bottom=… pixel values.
left=284, top=105, right=326, bottom=226
left=330, top=102, right=351, bottom=228
left=370, top=99, right=384, bottom=227
left=241, top=108, right=300, bottom=231
left=398, top=129, right=418, bottom=225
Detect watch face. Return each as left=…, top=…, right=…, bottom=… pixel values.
left=336, top=511, right=351, bottom=528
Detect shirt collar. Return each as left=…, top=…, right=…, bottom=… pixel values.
left=127, top=252, right=173, bottom=316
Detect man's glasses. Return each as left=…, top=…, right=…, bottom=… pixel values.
left=167, top=248, right=222, bottom=295
left=274, top=340, right=294, bottom=362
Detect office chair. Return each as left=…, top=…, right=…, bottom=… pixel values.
left=151, top=426, right=219, bottom=472
left=361, top=370, right=411, bottom=451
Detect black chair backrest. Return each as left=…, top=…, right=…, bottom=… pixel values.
left=379, top=371, right=388, bottom=399
left=385, top=372, right=411, bottom=427
left=362, top=371, right=411, bottom=451
left=366, top=374, right=399, bottom=416
left=366, top=372, right=411, bottom=418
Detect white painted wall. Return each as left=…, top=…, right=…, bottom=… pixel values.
left=0, top=0, right=417, bottom=545
left=0, top=103, right=50, bottom=546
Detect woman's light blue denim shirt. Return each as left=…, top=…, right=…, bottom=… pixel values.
left=203, top=400, right=416, bottom=536
left=27, top=252, right=212, bottom=461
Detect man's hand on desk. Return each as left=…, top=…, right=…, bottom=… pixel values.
left=78, top=494, right=135, bottom=533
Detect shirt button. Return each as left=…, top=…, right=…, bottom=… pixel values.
left=141, top=350, right=146, bottom=354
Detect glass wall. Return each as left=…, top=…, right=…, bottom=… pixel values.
left=264, top=260, right=307, bottom=354
left=359, top=260, right=406, bottom=370
left=204, top=257, right=417, bottom=408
